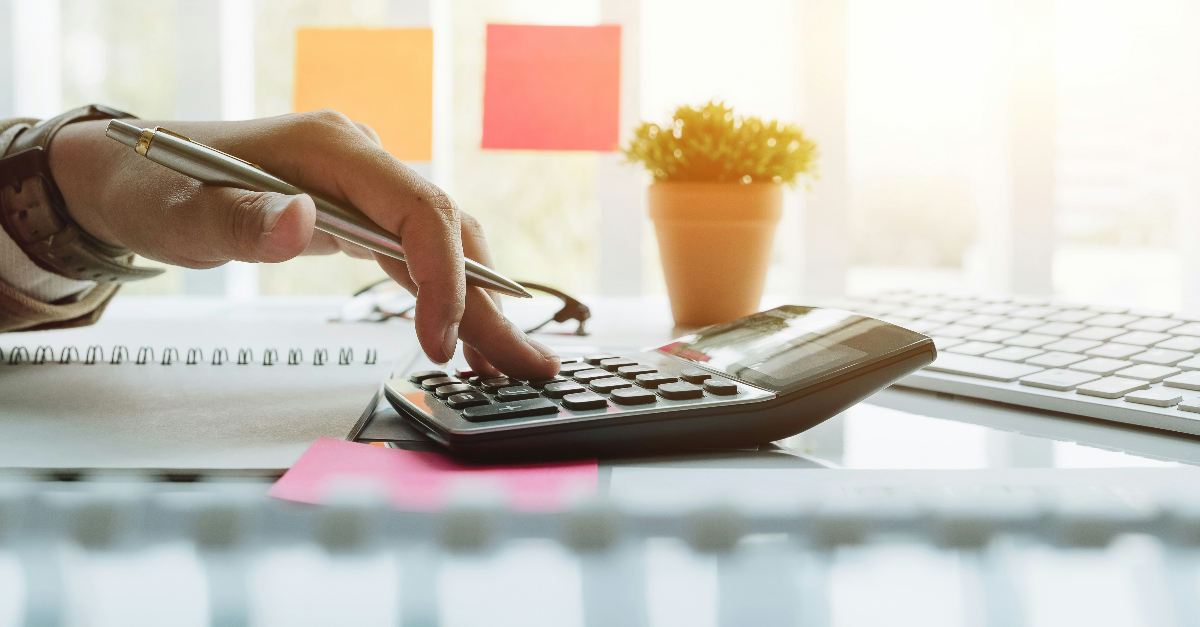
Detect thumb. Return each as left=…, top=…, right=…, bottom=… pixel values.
left=191, top=188, right=316, bottom=264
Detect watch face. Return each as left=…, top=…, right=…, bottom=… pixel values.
left=656, top=306, right=928, bottom=394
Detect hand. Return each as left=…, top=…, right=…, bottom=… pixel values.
left=47, top=110, right=560, bottom=380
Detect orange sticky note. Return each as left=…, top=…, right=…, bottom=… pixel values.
left=294, top=28, right=433, bottom=161
left=482, top=24, right=621, bottom=151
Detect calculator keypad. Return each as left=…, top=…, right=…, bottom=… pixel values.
left=388, top=352, right=771, bottom=429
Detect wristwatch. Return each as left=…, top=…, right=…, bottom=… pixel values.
left=0, top=104, right=164, bottom=283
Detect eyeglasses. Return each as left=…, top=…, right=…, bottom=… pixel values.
left=342, top=279, right=590, bottom=337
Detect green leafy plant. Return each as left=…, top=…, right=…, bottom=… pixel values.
left=622, top=101, right=817, bottom=186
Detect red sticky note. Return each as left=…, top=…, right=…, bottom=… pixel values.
left=482, top=24, right=621, bottom=151
left=269, top=437, right=598, bottom=512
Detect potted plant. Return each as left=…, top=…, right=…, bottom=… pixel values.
left=623, top=101, right=817, bottom=327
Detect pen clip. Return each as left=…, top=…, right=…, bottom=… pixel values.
left=151, top=126, right=265, bottom=172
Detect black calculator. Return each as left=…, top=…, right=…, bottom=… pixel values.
left=383, top=305, right=935, bottom=459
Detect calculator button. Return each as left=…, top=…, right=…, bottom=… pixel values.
left=528, top=376, right=567, bottom=389
left=456, top=368, right=475, bottom=379
left=420, top=376, right=461, bottom=391
left=657, top=382, right=704, bottom=400
left=461, top=398, right=560, bottom=422
left=590, top=377, right=632, bottom=393
left=585, top=353, right=620, bottom=365
left=573, top=369, right=612, bottom=383
left=610, top=387, right=657, bottom=405
left=702, top=379, right=739, bottom=395
left=635, top=373, right=679, bottom=389
left=599, top=357, right=638, bottom=372
left=561, top=392, right=609, bottom=410
left=680, top=368, right=712, bottom=384
left=560, top=362, right=594, bottom=375
left=617, top=365, right=657, bottom=379
left=446, top=392, right=490, bottom=409
left=543, top=381, right=587, bottom=398
left=410, top=370, right=447, bottom=384
left=496, top=385, right=540, bottom=401
left=434, top=383, right=474, bottom=398
left=559, top=357, right=582, bottom=364
left=480, top=377, right=520, bottom=393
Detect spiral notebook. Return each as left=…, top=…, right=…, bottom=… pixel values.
left=0, top=318, right=416, bottom=473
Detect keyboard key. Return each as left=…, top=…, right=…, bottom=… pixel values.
left=1045, top=310, right=1099, bottom=323
left=1179, top=398, right=1200, bottom=413
left=923, top=310, right=969, bottom=323
left=992, top=318, right=1043, bottom=332
left=1084, top=344, right=1143, bottom=359
left=942, top=300, right=978, bottom=312
left=1130, top=348, right=1192, bottom=366
left=703, top=378, right=739, bottom=395
left=1051, top=301, right=1090, bottom=310
left=1125, top=318, right=1184, bottom=333
left=932, top=337, right=965, bottom=351
left=1173, top=323, right=1200, bottom=337
left=1069, top=358, right=1133, bottom=376
left=1002, top=333, right=1058, bottom=348
left=410, top=370, right=447, bottom=383
left=446, top=392, right=491, bottom=409
left=562, top=392, right=609, bottom=410
left=1019, top=369, right=1101, bottom=391
left=680, top=368, right=712, bottom=383
left=1069, top=327, right=1126, bottom=341
left=1109, top=331, right=1172, bottom=347
left=1156, top=336, right=1200, bottom=352
left=1011, top=296, right=1049, bottom=306
left=496, top=385, right=540, bottom=401
left=636, top=373, right=680, bottom=389
left=461, top=398, right=561, bottom=422
left=964, top=329, right=1019, bottom=343
left=946, top=341, right=1005, bottom=356
left=930, top=324, right=983, bottom=339
left=560, top=362, right=595, bottom=375
left=959, top=314, right=1005, bottom=327
left=893, top=306, right=934, bottom=319
left=985, top=347, right=1044, bottom=362
left=977, top=303, right=1020, bottom=316
left=529, top=376, right=568, bottom=389
left=926, top=353, right=1044, bottom=382
left=1087, top=313, right=1139, bottom=327
left=1089, top=305, right=1128, bottom=314
left=1029, top=322, right=1085, bottom=337
left=589, top=377, right=632, bottom=393
left=657, top=381, right=705, bottom=400
left=617, top=365, right=657, bottom=379
left=1114, top=364, right=1181, bottom=382
left=480, top=377, right=520, bottom=393
left=1178, top=357, right=1200, bottom=371
left=1129, top=308, right=1172, bottom=319
left=610, top=387, right=657, bottom=405
left=599, top=358, right=638, bottom=372
left=559, top=357, right=582, bottom=364
left=543, top=381, right=587, bottom=398
left=1011, top=306, right=1058, bottom=319
left=1026, top=352, right=1088, bottom=368
left=585, top=353, right=620, bottom=365
left=1075, top=377, right=1149, bottom=399
left=1043, top=338, right=1102, bottom=353
left=1124, top=388, right=1183, bottom=407
left=1165, top=372, right=1200, bottom=391
left=435, top=383, right=474, bottom=398
left=572, top=369, right=612, bottom=383
left=420, top=376, right=461, bottom=391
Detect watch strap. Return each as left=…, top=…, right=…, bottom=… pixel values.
left=0, top=104, right=164, bottom=283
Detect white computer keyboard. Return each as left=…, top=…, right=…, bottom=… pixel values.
left=834, top=290, right=1200, bottom=436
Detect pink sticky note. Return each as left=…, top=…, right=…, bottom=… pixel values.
left=482, top=24, right=621, bottom=151
left=269, top=437, right=598, bottom=512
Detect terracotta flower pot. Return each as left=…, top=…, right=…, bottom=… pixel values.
left=648, top=182, right=783, bottom=327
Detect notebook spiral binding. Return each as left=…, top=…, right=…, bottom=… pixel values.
left=1, top=345, right=379, bottom=366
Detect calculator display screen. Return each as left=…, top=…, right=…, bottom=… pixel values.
left=657, top=306, right=910, bottom=393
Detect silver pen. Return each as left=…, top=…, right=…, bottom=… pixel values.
left=105, top=119, right=532, bottom=299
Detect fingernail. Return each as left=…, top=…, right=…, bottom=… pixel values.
left=441, top=323, right=459, bottom=361
left=526, top=337, right=558, bottom=362
left=261, top=194, right=295, bottom=234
